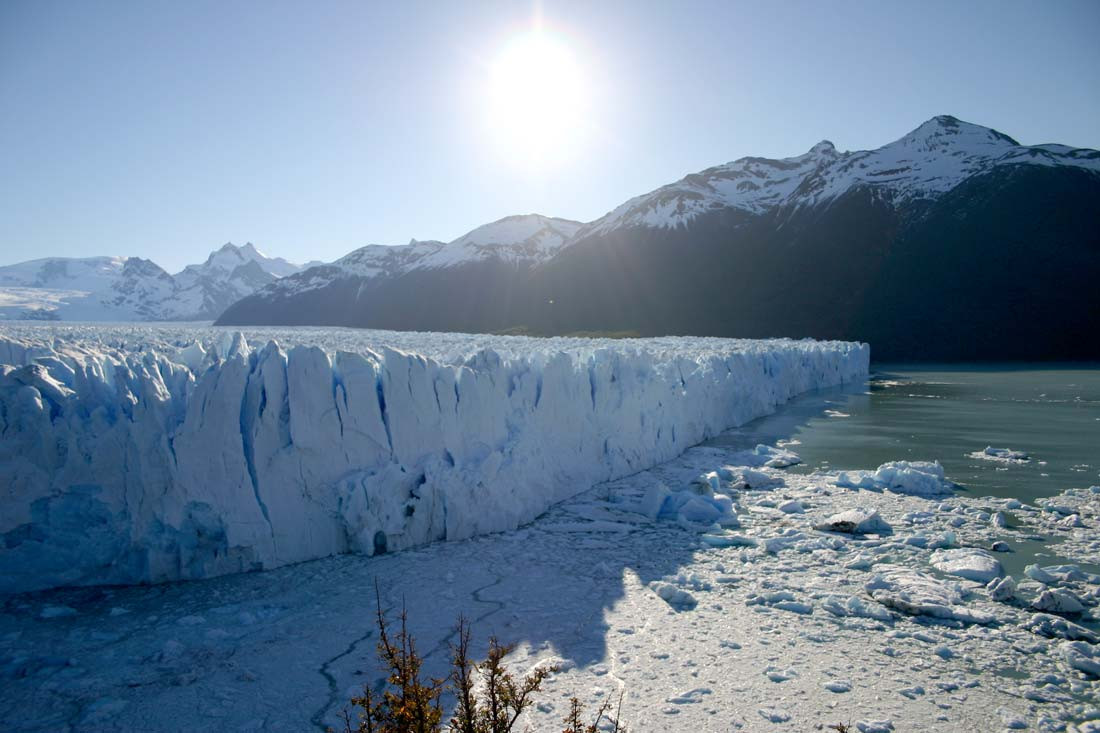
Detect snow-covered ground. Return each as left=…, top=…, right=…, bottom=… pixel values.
left=0, top=324, right=867, bottom=594
left=2, top=432, right=1098, bottom=732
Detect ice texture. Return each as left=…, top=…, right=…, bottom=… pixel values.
left=0, top=324, right=867, bottom=594
left=929, top=548, right=1004, bottom=583
left=836, top=460, right=950, bottom=497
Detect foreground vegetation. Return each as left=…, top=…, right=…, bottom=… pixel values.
left=335, top=589, right=625, bottom=733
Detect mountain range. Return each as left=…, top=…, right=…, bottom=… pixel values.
left=218, top=115, right=1100, bottom=360
left=0, top=243, right=320, bottom=322
left=4, top=115, right=1096, bottom=360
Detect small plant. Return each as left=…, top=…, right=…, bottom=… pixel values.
left=560, top=691, right=626, bottom=733
left=337, top=585, right=623, bottom=733
left=339, top=588, right=445, bottom=733
left=448, top=617, right=551, bottom=733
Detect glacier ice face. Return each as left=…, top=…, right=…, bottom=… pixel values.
left=0, top=324, right=868, bottom=594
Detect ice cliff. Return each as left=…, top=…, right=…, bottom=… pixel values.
left=0, top=325, right=868, bottom=594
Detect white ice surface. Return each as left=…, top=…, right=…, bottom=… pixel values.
left=0, top=323, right=867, bottom=594
left=2, top=435, right=1097, bottom=732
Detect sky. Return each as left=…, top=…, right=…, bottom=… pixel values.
left=1, top=0, right=1098, bottom=273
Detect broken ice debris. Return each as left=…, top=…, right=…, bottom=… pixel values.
left=866, top=566, right=995, bottom=624
left=836, top=460, right=950, bottom=497
left=971, top=446, right=1031, bottom=463
left=929, top=548, right=1003, bottom=583
left=814, top=507, right=892, bottom=535
left=1031, top=589, right=1087, bottom=616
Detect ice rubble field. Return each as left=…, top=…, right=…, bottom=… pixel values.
left=0, top=323, right=867, bottom=595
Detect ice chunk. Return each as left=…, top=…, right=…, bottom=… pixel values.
left=1025, top=613, right=1098, bottom=642
left=987, top=575, right=1017, bottom=602
left=867, top=566, right=996, bottom=624
left=758, top=708, right=791, bottom=723
left=728, top=467, right=783, bottom=490
left=725, top=443, right=801, bottom=469
left=837, top=460, right=949, bottom=497
left=1025, top=564, right=1060, bottom=585
left=1031, top=589, right=1086, bottom=616
left=971, top=446, right=1030, bottom=463
left=778, top=499, right=805, bottom=514
left=814, top=507, right=892, bottom=535
left=930, top=548, right=1003, bottom=583
left=650, top=582, right=697, bottom=609
left=700, top=532, right=755, bottom=548
left=1060, top=641, right=1100, bottom=678
left=856, top=721, right=894, bottom=733
left=820, top=594, right=894, bottom=622
left=637, top=484, right=672, bottom=521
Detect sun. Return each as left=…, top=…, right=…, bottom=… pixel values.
left=486, top=30, right=589, bottom=169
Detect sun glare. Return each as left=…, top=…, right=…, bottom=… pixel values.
left=487, top=30, right=589, bottom=169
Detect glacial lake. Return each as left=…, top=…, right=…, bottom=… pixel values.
left=711, top=364, right=1100, bottom=575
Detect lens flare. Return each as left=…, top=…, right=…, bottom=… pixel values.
left=486, top=29, right=589, bottom=169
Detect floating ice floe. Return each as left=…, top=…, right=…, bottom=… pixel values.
left=970, top=446, right=1031, bottom=463
left=725, top=443, right=802, bottom=468
left=836, top=461, right=951, bottom=497
left=1024, top=613, right=1098, bottom=642
left=866, top=566, right=996, bottom=624
left=929, top=548, right=1004, bottom=583
left=1060, top=641, right=1100, bottom=678
left=719, top=466, right=784, bottom=490
left=987, top=575, right=1018, bottom=602
left=819, top=594, right=894, bottom=622
left=1031, top=589, right=1087, bottom=616
left=641, top=481, right=740, bottom=527
left=746, top=590, right=813, bottom=615
left=650, top=572, right=712, bottom=610
left=814, top=507, right=892, bottom=535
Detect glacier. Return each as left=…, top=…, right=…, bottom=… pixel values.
left=0, top=323, right=867, bottom=595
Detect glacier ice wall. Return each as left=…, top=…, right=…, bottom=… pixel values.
left=0, top=325, right=868, bottom=594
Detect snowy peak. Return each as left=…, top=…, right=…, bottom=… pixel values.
left=335, top=239, right=445, bottom=277
left=895, top=115, right=1020, bottom=150
left=580, top=116, right=1100, bottom=237
left=415, top=214, right=584, bottom=269
left=0, top=256, right=130, bottom=291
left=238, top=215, right=585, bottom=305
left=184, top=241, right=304, bottom=280
left=0, top=243, right=314, bottom=322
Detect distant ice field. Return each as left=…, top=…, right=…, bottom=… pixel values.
left=0, top=321, right=853, bottom=363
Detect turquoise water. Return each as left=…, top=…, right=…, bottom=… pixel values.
left=710, top=364, right=1100, bottom=578
left=713, top=364, right=1100, bottom=504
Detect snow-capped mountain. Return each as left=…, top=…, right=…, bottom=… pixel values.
left=219, top=116, right=1100, bottom=360
left=228, top=214, right=584, bottom=317
left=412, top=214, right=583, bottom=269
left=578, top=115, right=1100, bottom=236
left=337, top=239, right=446, bottom=277
left=165, top=242, right=317, bottom=320
left=0, top=243, right=313, bottom=322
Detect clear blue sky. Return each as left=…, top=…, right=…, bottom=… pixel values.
left=2, top=0, right=1098, bottom=272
